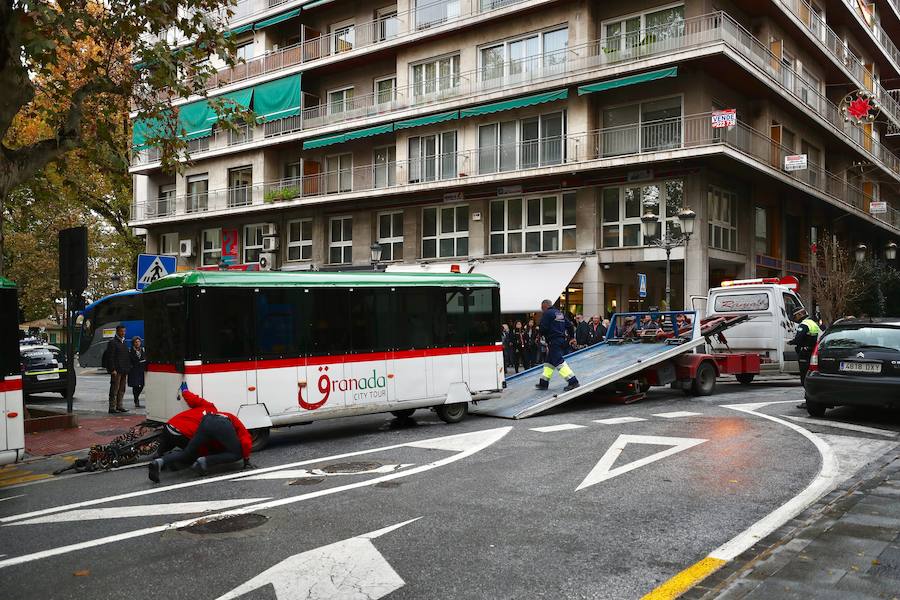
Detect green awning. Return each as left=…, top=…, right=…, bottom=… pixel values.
left=394, top=110, right=459, bottom=130
left=303, top=123, right=394, bottom=150
left=132, top=116, right=169, bottom=150
left=302, top=0, right=336, bottom=8
left=254, top=9, right=301, bottom=30
left=577, top=67, right=678, bottom=95
left=177, top=100, right=215, bottom=140
left=254, top=74, right=302, bottom=121
left=206, top=88, right=255, bottom=122
left=226, top=23, right=254, bottom=37
left=459, top=89, right=569, bottom=118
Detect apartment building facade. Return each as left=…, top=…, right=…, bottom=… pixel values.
left=130, top=0, right=900, bottom=317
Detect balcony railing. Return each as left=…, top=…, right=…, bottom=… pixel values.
left=841, top=0, right=900, bottom=73
left=776, top=0, right=900, bottom=127
left=134, top=11, right=900, bottom=187
left=131, top=112, right=900, bottom=233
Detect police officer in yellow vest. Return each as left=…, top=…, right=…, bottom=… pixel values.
left=790, top=307, right=821, bottom=393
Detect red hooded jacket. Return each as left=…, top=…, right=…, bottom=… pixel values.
left=167, top=390, right=253, bottom=460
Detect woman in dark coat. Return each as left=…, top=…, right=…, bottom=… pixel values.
left=127, top=336, right=147, bottom=408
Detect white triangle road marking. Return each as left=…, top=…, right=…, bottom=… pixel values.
left=10, top=498, right=270, bottom=526
left=576, top=434, right=708, bottom=491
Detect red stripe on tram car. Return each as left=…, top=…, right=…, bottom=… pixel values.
left=0, top=378, right=23, bottom=393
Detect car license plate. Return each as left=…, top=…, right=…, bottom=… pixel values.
left=839, top=361, right=882, bottom=374
left=36, top=373, right=59, bottom=381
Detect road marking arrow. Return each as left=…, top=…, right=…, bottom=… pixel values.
left=216, top=518, right=420, bottom=600
left=576, top=434, right=707, bottom=491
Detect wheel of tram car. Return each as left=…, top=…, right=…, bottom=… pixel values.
left=249, top=427, right=271, bottom=452
left=390, top=409, right=416, bottom=419
left=735, top=373, right=755, bottom=385
left=435, top=402, right=468, bottom=424
left=691, top=362, right=717, bottom=396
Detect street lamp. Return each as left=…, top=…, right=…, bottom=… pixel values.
left=885, top=241, right=898, bottom=261
left=640, top=208, right=697, bottom=309
left=854, top=243, right=867, bottom=263
left=370, top=242, right=383, bottom=271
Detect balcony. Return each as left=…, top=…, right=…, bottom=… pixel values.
left=130, top=112, right=900, bottom=234
left=133, top=11, right=900, bottom=188
left=840, top=0, right=900, bottom=75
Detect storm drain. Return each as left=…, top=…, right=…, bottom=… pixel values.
left=320, top=461, right=382, bottom=473
left=179, top=513, right=268, bottom=535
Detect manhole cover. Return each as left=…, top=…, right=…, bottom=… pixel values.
left=320, top=461, right=382, bottom=474
left=289, top=477, right=326, bottom=485
left=179, top=513, right=268, bottom=535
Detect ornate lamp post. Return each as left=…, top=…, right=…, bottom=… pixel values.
left=640, top=208, right=697, bottom=309
left=854, top=243, right=867, bottom=263
left=370, top=242, right=383, bottom=271
left=885, top=241, right=897, bottom=261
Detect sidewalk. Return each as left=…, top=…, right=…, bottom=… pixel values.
left=690, top=449, right=900, bottom=600
left=25, top=413, right=147, bottom=457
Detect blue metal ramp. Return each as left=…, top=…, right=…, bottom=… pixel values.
left=472, top=337, right=705, bottom=419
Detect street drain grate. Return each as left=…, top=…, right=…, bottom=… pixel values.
left=179, top=513, right=268, bottom=535
left=289, top=477, right=326, bottom=485
left=320, top=461, right=382, bottom=473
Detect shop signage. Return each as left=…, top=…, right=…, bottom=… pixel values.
left=222, top=228, right=239, bottom=265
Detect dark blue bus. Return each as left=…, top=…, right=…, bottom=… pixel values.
left=78, top=290, right=144, bottom=368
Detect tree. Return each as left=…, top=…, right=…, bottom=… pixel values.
left=1, top=0, right=241, bottom=274
left=848, top=260, right=900, bottom=318
left=808, top=235, right=865, bottom=325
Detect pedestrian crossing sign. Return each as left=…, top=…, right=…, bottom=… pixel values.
left=136, top=254, right=177, bottom=290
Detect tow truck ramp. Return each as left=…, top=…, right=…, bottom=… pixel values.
left=472, top=312, right=746, bottom=420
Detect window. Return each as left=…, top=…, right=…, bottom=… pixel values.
left=801, top=140, right=821, bottom=188
left=713, top=293, right=769, bottom=312
left=326, top=153, right=353, bottom=192
left=800, top=67, right=820, bottom=109
left=423, top=205, right=468, bottom=258
left=782, top=293, right=802, bottom=318
left=144, top=289, right=190, bottom=363
left=415, top=0, right=460, bottom=29
left=287, top=218, right=313, bottom=261
left=160, top=233, right=179, bottom=255
left=201, top=228, right=221, bottom=266
left=754, top=206, right=769, bottom=257
left=479, top=27, right=568, bottom=86
left=331, top=20, right=355, bottom=54
left=349, top=288, right=396, bottom=352
left=378, top=211, right=404, bottom=261
left=310, top=289, right=351, bottom=355
left=329, top=216, right=353, bottom=264
left=601, top=96, right=682, bottom=156
left=375, top=76, right=397, bottom=105
left=490, top=192, right=576, bottom=254
left=328, top=87, right=355, bottom=115
left=708, top=185, right=738, bottom=252
left=255, top=287, right=311, bottom=359
left=243, top=224, right=265, bottom=264
left=156, top=184, right=175, bottom=217
left=235, top=40, right=254, bottom=61
left=186, top=173, right=208, bottom=213
left=601, top=180, right=683, bottom=248
left=284, top=161, right=301, bottom=184
left=411, top=54, right=461, bottom=101
left=228, top=165, right=253, bottom=207
left=377, top=6, right=399, bottom=41
left=408, top=131, right=457, bottom=182
left=478, top=111, right=565, bottom=173
left=199, top=288, right=254, bottom=362
left=602, top=5, right=685, bottom=54
left=373, top=146, right=396, bottom=188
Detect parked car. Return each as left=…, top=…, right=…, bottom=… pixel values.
left=804, top=319, right=900, bottom=417
left=20, top=339, right=69, bottom=397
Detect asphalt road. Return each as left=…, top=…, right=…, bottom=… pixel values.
left=2, top=380, right=899, bottom=600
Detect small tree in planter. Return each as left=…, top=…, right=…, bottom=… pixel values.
left=264, top=187, right=300, bottom=203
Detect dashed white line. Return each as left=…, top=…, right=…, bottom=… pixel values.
left=529, top=424, right=588, bottom=433
left=652, top=411, right=702, bottom=419
left=593, top=417, right=647, bottom=425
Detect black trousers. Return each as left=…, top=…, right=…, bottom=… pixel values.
left=160, top=414, right=242, bottom=469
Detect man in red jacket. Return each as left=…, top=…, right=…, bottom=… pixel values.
left=148, top=383, right=253, bottom=483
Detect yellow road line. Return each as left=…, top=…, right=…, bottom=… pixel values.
left=0, top=469, right=32, bottom=482
left=0, top=474, right=51, bottom=488
left=641, top=556, right=726, bottom=600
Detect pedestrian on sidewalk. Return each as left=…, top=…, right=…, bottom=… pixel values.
left=535, top=300, right=580, bottom=392
left=128, top=337, right=147, bottom=408
left=103, top=325, right=131, bottom=414
left=148, top=383, right=253, bottom=483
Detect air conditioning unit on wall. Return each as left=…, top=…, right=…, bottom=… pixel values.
left=262, top=237, right=279, bottom=252
left=179, top=239, right=194, bottom=257
left=261, top=223, right=278, bottom=237
left=258, top=252, right=278, bottom=271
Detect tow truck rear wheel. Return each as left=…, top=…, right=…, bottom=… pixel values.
left=691, top=362, right=717, bottom=396
left=735, top=373, right=755, bottom=385
left=249, top=428, right=271, bottom=452
left=435, top=402, right=468, bottom=424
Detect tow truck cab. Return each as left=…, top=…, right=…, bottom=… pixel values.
left=702, top=277, right=806, bottom=374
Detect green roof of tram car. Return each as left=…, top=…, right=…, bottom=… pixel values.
left=0, top=277, right=16, bottom=289
left=142, top=270, right=499, bottom=292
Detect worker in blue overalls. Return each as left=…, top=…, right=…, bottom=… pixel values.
left=536, top=299, right=580, bottom=391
